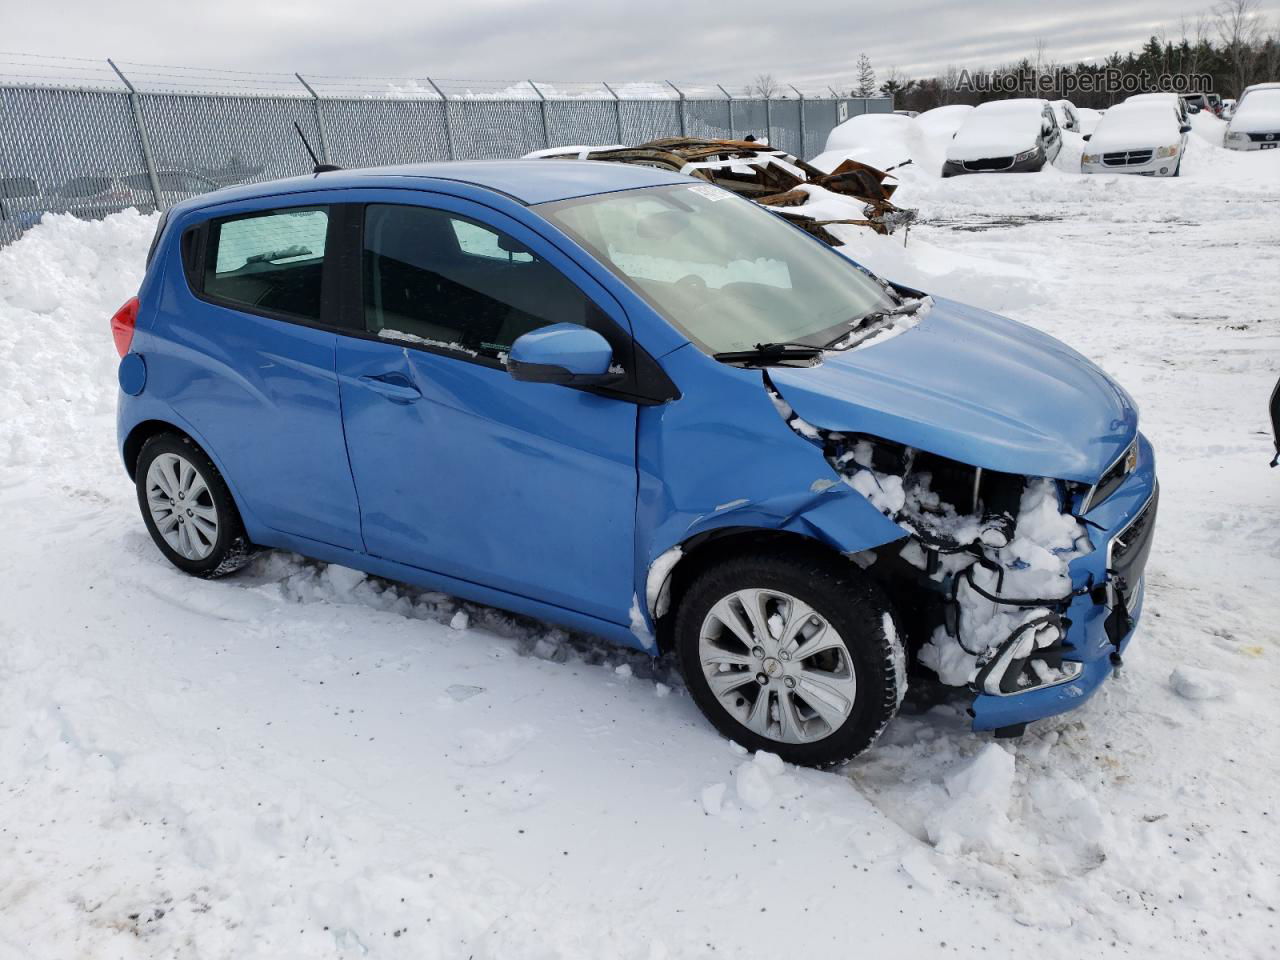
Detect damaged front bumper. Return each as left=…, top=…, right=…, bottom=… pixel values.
left=969, top=433, right=1158, bottom=731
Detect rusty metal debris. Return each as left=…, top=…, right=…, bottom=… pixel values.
left=532, top=138, right=916, bottom=244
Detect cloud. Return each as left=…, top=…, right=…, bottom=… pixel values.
left=4, top=0, right=1277, bottom=92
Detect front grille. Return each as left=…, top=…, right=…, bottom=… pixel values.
left=1086, top=440, right=1137, bottom=511
left=1248, top=132, right=1279, bottom=142
left=1109, top=487, right=1158, bottom=594
left=1103, top=150, right=1153, bottom=166
left=962, top=156, right=1014, bottom=171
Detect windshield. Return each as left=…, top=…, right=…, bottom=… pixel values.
left=1236, top=90, right=1280, bottom=120
left=539, top=184, right=897, bottom=354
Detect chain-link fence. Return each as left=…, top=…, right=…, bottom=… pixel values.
left=0, top=55, right=891, bottom=245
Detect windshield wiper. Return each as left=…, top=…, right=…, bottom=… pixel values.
left=825, top=299, right=925, bottom=348
left=858, top=299, right=924, bottom=327
left=713, top=342, right=824, bottom=365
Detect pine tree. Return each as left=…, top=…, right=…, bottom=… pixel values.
left=856, top=53, right=877, bottom=97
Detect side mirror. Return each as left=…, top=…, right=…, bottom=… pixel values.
left=507, top=323, right=621, bottom=387
left=1179, top=123, right=1192, bottom=134
left=1082, top=134, right=1091, bottom=142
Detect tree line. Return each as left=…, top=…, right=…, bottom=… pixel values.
left=755, top=0, right=1279, bottom=111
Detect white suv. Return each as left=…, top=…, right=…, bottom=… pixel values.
left=1225, top=86, right=1280, bottom=151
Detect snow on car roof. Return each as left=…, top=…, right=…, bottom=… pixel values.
left=972, top=98, right=1046, bottom=116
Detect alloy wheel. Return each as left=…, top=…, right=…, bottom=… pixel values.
left=698, top=588, right=857, bottom=744
left=145, top=452, right=219, bottom=561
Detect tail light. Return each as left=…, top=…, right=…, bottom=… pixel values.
left=110, top=296, right=139, bottom=357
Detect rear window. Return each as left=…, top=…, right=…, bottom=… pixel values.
left=203, top=207, right=329, bottom=322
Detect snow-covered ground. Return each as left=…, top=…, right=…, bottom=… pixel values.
left=1, top=117, right=1278, bottom=958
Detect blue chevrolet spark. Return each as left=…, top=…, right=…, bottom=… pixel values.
left=114, top=160, right=1156, bottom=766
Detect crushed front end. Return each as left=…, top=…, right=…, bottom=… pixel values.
left=770, top=385, right=1158, bottom=733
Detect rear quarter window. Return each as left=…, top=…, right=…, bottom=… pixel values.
left=203, top=207, right=329, bottom=322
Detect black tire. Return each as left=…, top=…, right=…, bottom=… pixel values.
left=135, top=432, right=255, bottom=578
left=675, top=549, right=904, bottom=768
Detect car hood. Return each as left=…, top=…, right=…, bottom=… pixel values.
left=946, top=110, right=1041, bottom=161
left=1089, top=127, right=1180, bottom=153
left=769, top=296, right=1137, bottom=483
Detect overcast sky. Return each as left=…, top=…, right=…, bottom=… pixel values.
left=4, top=0, right=1279, bottom=91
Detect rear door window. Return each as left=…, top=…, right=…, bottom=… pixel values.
left=203, top=207, right=329, bottom=322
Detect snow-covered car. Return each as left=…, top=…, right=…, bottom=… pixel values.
left=112, top=161, right=1157, bottom=766
left=942, top=98, right=1063, bottom=176
left=1074, top=105, right=1103, bottom=136
left=1050, top=99, right=1081, bottom=132
left=1081, top=99, right=1191, bottom=176
left=1180, top=92, right=1208, bottom=114
left=1224, top=87, right=1280, bottom=151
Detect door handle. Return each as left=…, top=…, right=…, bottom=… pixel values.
left=358, top=373, right=421, bottom=404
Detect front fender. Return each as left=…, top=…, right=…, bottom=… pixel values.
left=632, top=345, right=907, bottom=638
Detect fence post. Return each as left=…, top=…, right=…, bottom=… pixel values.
left=666, top=80, right=686, bottom=137
left=425, top=78, right=455, bottom=159
left=602, top=81, right=624, bottom=143
left=107, top=59, right=163, bottom=213
left=790, top=84, right=806, bottom=158
left=529, top=80, right=550, bottom=150
left=765, top=95, right=772, bottom=145
left=295, top=73, right=331, bottom=164
left=717, top=84, right=734, bottom=138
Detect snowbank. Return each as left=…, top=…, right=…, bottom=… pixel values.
left=0, top=209, right=158, bottom=469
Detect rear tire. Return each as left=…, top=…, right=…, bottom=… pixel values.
left=135, top=433, right=254, bottom=578
left=675, top=550, right=904, bottom=767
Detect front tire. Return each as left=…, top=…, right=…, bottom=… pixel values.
left=135, top=433, right=254, bottom=578
left=675, top=550, right=904, bottom=767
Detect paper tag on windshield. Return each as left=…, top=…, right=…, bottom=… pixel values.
left=688, top=184, right=730, bottom=201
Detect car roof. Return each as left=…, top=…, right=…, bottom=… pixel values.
left=974, top=98, right=1047, bottom=114
left=1106, top=99, right=1170, bottom=115
left=170, top=160, right=691, bottom=214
